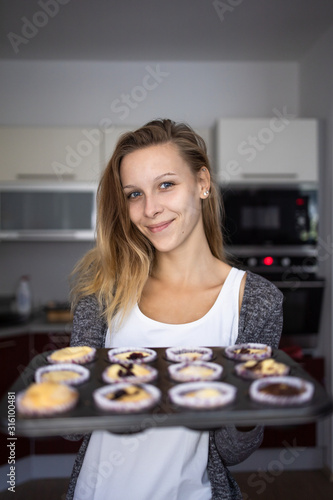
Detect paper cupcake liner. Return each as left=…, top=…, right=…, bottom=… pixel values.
left=224, top=343, right=272, bottom=361
left=47, top=346, right=96, bottom=365
left=35, top=363, right=90, bottom=386
left=234, top=359, right=290, bottom=380
left=165, top=346, right=213, bottom=363
left=102, top=363, right=158, bottom=384
left=16, top=383, right=79, bottom=417
left=249, top=376, right=314, bottom=406
left=168, top=381, right=237, bottom=409
left=93, top=383, right=161, bottom=413
left=168, top=361, right=223, bottom=382
left=107, top=347, right=157, bottom=364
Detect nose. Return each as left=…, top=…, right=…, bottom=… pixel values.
left=143, top=193, right=163, bottom=218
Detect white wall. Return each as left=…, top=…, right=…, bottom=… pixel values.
left=0, top=60, right=298, bottom=128
left=299, top=25, right=333, bottom=474
left=0, top=59, right=300, bottom=303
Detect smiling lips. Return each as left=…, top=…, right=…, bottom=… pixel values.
left=147, top=220, right=174, bottom=233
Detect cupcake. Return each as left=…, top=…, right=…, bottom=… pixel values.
left=35, top=363, right=90, bottom=386
left=165, top=346, right=213, bottom=363
left=168, top=381, right=237, bottom=409
left=16, top=382, right=78, bottom=416
left=102, top=362, right=158, bottom=384
left=249, top=376, right=314, bottom=406
left=224, top=343, right=272, bottom=361
left=107, top=347, right=157, bottom=364
left=47, top=346, right=96, bottom=365
left=234, top=358, right=290, bottom=380
left=168, top=361, right=223, bottom=382
left=93, top=383, right=161, bottom=413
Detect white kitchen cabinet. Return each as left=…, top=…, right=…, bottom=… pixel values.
left=0, top=127, right=102, bottom=183
left=215, top=118, right=319, bottom=185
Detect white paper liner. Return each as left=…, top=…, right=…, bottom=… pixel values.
left=168, top=361, right=223, bottom=382
left=107, top=347, right=157, bottom=364
left=93, top=383, right=161, bottom=413
left=47, top=346, right=96, bottom=365
left=224, top=343, right=272, bottom=361
left=169, top=381, right=237, bottom=409
left=234, top=359, right=290, bottom=380
left=102, top=363, right=158, bottom=384
left=16, top=383, right=79, bottom=417
left=165, top=346, right=213, bottom=363
left=35, top=363, right=90, bottom=386
left=249, top=376, right=315, bottom=406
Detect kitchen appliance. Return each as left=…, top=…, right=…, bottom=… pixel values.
left=221, top=184, right=325, bottom=350
left=0, top=182, right=97, bottom=241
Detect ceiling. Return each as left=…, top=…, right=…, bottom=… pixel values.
left=1, top=0, right=333, bottom=62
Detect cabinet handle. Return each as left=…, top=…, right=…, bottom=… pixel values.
left=242, top=173, right=298, bottom=179
left=0, top=340, right=17, bottom=349
left=16, top=173, right=75, bottom=180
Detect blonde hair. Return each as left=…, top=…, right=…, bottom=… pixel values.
left=70, top=119, right=226, bottom=328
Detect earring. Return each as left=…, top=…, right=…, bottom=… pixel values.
left=204, top=190, right=209, bottom=196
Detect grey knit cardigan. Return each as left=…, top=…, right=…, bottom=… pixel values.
left=66, top=270, right=283, bottom=500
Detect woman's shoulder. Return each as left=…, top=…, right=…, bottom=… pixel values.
left=242, top=270, right=284, bottom=308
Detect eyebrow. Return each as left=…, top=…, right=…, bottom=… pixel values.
left=122, top=172, right=177, bottom=190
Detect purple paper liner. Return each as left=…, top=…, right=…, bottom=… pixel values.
left=165, top=346, right=213, bottom=363
left=93, top=383, right=161, bottom=413
left=224, top=343, right=272, bottom=361
left=47, top=346, right=96, bottom=365
left=168, top=361, right=223, bottom=382
left=168, top=381, right=237, bottom=409
left=107, top=347, right=157, bottom=364
left=35, top=363, right=90, bottom=386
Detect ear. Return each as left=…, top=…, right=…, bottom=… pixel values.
left=198, top=166, right=211, bottom=199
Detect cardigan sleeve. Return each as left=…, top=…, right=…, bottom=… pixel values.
left=212, top=271, right=284, bottom=466
left=70, top=294, right=108, bottom=349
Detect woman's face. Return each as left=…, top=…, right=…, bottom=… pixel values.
left=120, top=143, right=209, bottom=254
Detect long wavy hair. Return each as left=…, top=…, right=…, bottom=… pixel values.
left=70, top=119, right=226, bottom=328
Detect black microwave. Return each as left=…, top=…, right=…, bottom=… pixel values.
left=221, top=185, right=318, bottom=247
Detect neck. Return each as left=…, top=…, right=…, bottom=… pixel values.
left=152, top=238, right=220, bottom=288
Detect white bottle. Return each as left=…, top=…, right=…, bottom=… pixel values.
left=16, top=275, right=32, bottom=319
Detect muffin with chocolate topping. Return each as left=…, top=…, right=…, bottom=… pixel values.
left=224, top=343, right=272, bottom=361
left=249, top=376, right=314, bottom=406
left=102, top=362, right=157, bottom=383
left=93, top=383, right=161, bottom=412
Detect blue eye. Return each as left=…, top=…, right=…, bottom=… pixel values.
left=128, top=191, right=142, bottom=199
left=160, top=182, right=174, bottom=190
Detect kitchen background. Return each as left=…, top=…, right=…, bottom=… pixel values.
left=0, top=0, right=333, bottom=494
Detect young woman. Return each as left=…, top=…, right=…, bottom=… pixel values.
left=66, top=119, right=283, bottom=500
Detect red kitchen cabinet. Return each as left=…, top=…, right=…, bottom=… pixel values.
left=0, top=333, right=32, bottom=465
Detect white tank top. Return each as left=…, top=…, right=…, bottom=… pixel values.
left=74, top=268, right=245, bottom=500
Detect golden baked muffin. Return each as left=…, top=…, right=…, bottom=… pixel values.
left=47, top=346, right=96, bottom=364
left=17, top=382, right=78, bottom=416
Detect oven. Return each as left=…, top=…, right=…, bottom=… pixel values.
left=221, top=185, right=325, bottom=351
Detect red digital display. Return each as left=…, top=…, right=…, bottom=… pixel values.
left=296, top=198, right=305, bottom=206
left=263, top=256, right=274, bottom=266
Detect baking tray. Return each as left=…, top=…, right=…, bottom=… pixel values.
left=0, top=348, right=332, bottom=437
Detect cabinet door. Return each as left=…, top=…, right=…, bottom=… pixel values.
left=216, top=119, right=319, bottom=185
left=0, top=127, right=102, bottom=182
left=0, top=333, right=31, bottom=398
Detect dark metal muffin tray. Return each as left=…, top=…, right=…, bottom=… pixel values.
left=1, top=348, right=332, bottom=437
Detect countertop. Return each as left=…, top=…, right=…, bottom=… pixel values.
left=0, top=314, right=72, bottom=338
